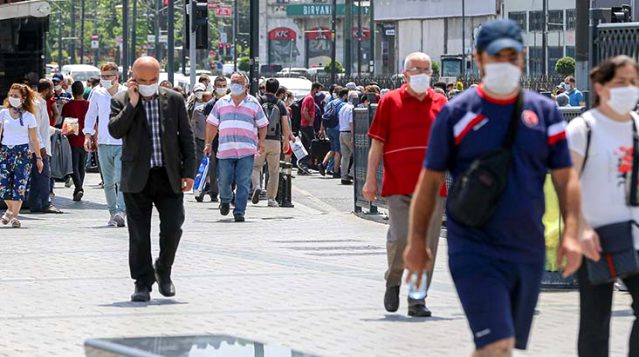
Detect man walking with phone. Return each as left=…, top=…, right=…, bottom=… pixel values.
left=109, top=56, right=196, bottom=302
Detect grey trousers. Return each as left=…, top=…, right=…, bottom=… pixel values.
left=339, top=132, right=353, bottom=179
left=385, top=194, right=444, bottom=300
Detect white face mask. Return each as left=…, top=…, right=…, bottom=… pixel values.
left=54, top=85, right=62, bottom=91
left=215, top=87, right=227, bottom=96
left=138, top=83, right=159, bottom=97
left=195, top=92, right=203, bottom=100
left=207, top=83, right=214, bottom=92
left=607, top=86, right=639, bottom=115
left=8, top=97, right=22, bottom=109
left=100, top=79, right=114, bottom=90
left=483, top=62, right=522, bottom=95
left=408, top=74, right=431, bottom=94
left=230, top=83, right=245, bottom=97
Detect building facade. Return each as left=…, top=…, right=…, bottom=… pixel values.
left=373, top=0, right=499, bottom=75
left=259, top=0, right=372, bottom=73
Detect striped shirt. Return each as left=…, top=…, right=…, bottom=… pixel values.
left=142, top=96, right=163, bottom=167
left=206, top=94, right=268, bottom=159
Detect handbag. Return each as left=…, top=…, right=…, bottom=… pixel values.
left=580, top=114, right=639, bottom=284
left=447, top=91, right=523, bottom=228
left=193, top=156, right=210, bottom=196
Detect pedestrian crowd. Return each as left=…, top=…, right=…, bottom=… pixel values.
left=2, top=17, right=639, bottom=357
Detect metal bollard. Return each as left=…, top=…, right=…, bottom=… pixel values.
left=276, top=161, right=294, bottom=208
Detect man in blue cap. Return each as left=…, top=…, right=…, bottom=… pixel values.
left=404, top=19, right=582, bottom=355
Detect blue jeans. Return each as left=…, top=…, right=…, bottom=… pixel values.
left=218, top=155, right=254, bottom=216
left=97, top=144, right=125, bottom=215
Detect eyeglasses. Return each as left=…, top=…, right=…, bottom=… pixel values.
left=405, top=67, right=433, bottom=75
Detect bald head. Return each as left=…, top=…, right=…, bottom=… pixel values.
left=132, top=56, right=161, bottom=85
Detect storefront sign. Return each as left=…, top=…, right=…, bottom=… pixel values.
left=286, top=4, right=369, bottom=17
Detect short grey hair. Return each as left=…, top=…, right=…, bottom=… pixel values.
left=403, top=52, right=431, bottom=71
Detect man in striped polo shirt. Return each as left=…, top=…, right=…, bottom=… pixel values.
left=204, top=72, right=268, bottom=222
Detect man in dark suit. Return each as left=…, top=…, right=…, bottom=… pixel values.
left=109, top=56, right=196, bottom=302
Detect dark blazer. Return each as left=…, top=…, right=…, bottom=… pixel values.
left=108, top=87, right=196, bottom=194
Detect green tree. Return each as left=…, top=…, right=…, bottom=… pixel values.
left=324, top=60, right=344, bottom=74
left=555, top=57, right=576, bottom=77
left=238, top=56, right=250, bottom=72
left=431, top=61, right=440, bottom=79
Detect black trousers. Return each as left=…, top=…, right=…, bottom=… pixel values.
left=70, top=147, right=86, bottom=192
left=578, top=258, right=639, bottom=357
left=27, top=154, right=51, bottom=212
left=123, top=168, right=185, bottom=286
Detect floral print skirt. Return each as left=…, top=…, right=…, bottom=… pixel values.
left=0, top=144, right=32, bottom=201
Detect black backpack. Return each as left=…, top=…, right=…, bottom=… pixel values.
left=261, top=96, right=282, bottom=140
left=290, top=98, right=303, bottom=133
left=322, top=99, right=345, bottom=129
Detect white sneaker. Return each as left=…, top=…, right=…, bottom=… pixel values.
left=267, top=199, right=279, bottom=207
left=107, top=216, right=118, bottom=227
left=113, top=212, right=126, bottom=227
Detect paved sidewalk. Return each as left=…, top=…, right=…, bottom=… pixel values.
left=0, top=172, right=634, bottom=356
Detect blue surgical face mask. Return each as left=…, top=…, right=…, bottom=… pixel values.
left=230, top=83, right=244, bottom=96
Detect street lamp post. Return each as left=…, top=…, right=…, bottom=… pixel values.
left=70, top=0, right=76, bottom=63
left=168, top=0, right=175, bottom=84
left=155, top=0, right=160, bottom=62
left=58, top=11, right=62, bottom=67
left=80, top=0, right=85, bottom=64
left=131, top=0, right=137, bottom=66
left=122, top=0, right=129, bottom=81
left=330, top=0, right=337, bottom=84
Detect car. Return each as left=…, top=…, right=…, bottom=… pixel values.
left=60, top=64, right=101, bottom=85
left=272, top=77, right=313, bottom=101
left=260, top=64, right=283, bottom=76
left=276, top=67, right=309, bottom=77
left=307, top=67, right=326, bottom=76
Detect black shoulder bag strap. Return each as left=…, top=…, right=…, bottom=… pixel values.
left=630, top=118, right=639, bottom=206
left=503, top=91, right=524, bottom=150
left=580, top=116, right=592, bottom=176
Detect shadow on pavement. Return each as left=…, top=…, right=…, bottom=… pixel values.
left=53, top=196, right=109, bottom=210
left=101, top=299, right=188, bottom=308
left=361, top=314, right=457, bottom=323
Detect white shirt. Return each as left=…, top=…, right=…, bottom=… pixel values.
left=0, top=108, right=38, bottom=146
left=83, top=85, right=126, bottom=145
left=33, top=98, right=52, bottom=155
left=567, top=109, right=639, bottom=249
left=338, top=103, right=354, bottom=132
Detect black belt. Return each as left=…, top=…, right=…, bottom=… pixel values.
left=340, top=131, right=351, bottom=133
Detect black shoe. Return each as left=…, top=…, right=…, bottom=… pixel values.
left=408, top=303, right=432, bottom=317
left=219, top=202, right=230, bottom=216
left=73, top=189, right=84, bottom=202
left=341, top=179, right=353, bottom=185
left=154, top=262, right=175, bottom=297
left=234, top=214, right=245, bottom=222
left=210, top=195, right=219, bottom=203
left=384, top=286, right=400, bottom=312
left=332, top=173, right=341, bottom=179
left=318, top=163, right=326, bottom=176
left=195, top=196, right=203, bottom=203
left=251, top=189, right=261, bottom=204
left=131, top=282, right=151, bottom=302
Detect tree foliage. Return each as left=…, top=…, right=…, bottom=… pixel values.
left=431, top=61, right=440, bottom=79
left=324, top=60, right=344, bottom=74
left=238, top=56, right=250, bottom=72
left=555, top=57, right=576, bottom=77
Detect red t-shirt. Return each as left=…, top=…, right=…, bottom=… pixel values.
left=60, top=99, right=89, bottom=148
left=47, top=96, right=56, bottom=127
left=301, top=95, right=315, bottom=128
left=368, top=85, right=448, bottom=197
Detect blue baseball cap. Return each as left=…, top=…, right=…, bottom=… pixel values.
left=475, top=19, right=524, bottom=55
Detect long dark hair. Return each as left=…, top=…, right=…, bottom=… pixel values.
left=590, top=55, right=639, bottom=107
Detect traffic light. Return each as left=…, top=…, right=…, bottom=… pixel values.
left=219, top=42, right=223, bottom=50
left=611, top=5, right=632, bottom=23
left=226, top=43, right=231, bottom=57
left=191, top=0, right=208, bottom=49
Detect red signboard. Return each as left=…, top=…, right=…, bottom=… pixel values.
left=268, top=27, right=296, bottom=41
left=214, top=5, right=232, bottom=17
left=306, top=27, right=332, bottom=40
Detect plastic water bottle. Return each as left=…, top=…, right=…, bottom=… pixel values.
left=407, top=271, right=428, bottom=300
